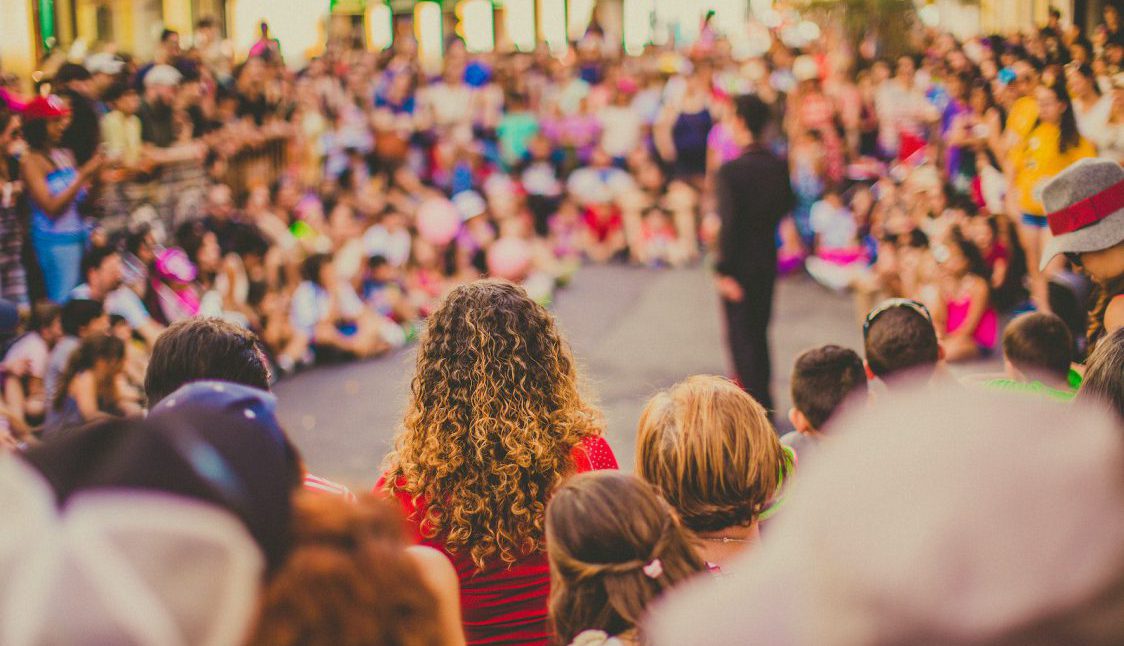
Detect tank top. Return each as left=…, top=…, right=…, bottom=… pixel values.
left=30, top=150, right=85, bottom=235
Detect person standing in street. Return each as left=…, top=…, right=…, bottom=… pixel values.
left=714, top=94, right=795, bottom=413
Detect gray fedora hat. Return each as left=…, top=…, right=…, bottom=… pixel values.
left=1040, top=157, right=1124, bottom=271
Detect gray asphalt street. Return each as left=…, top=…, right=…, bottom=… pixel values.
left=275, top=265, right=862, bottom=488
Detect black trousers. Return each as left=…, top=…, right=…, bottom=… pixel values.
left=723, top=278, right=775, bottom=413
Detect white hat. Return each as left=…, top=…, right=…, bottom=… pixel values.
left=0, top=455, right=263, bottom=646
left=144, top=64, right=182, bottom=88
left=85, top=52, right=124, bottom=76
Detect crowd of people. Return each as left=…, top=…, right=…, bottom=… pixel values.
left=1, top=3, right=1124, bottom=646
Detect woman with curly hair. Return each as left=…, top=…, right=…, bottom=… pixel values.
left=378, top=279, right=618, bottom=645
left=547, top=471, right=706, bottom=646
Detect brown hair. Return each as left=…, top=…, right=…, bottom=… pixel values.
left=636, top=375, right=786, bottom=533
left=384, top=280, right=602, bottom=569
left=547, top=471, right=706, bottom=646
left=246, top=493, right=443, bottom=646
left=144, top=317, right=271, bottom=407
left=1077, top=327, right=1124, bottom=422
left=791, top=345, right=868, bottom=430
left=1003, top=312, right=1073, bottom=382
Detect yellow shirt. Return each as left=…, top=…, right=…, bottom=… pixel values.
left=1012, top=123, right=1096, bottom=215
left=99, top=110, right=143, bottom=167
left=1006, top=96, right=1039, bottom=141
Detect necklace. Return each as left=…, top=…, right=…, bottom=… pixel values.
left=699, top=536, right=750, bottom=543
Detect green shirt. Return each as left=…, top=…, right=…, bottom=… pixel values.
left=985, top=378, right=1077, bottom=402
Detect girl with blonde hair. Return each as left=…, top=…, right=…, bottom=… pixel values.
left=636, top=375, right=791, bottom=570
left=379, top=280, right=617, bottom=645
left=547, top=471, right=706, bottom=646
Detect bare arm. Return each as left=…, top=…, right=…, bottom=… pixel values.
left=406, top=546, right=466, bottom=646
left=71, top=371, right=107, bottom=422
left=20, top=153, right=96, bottom=218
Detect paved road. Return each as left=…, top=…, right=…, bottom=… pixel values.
left=275, top=265, right=862, bottom=488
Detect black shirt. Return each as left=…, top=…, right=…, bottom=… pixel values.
left=714, top=146, right=795, bottom=283
left=138, top=100, right=176, bottom=148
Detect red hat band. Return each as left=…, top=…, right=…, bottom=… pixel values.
left=1046, top=178, right=1124, bottom=237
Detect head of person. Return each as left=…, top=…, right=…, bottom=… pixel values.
left=1002, top=312, right=1073, bottom=386
left=144, top=317, right=271, bottom=407
left=938, top=230, right=990, bottom=281
left=81, top=245, right=123, bottom=297
left=85, top=53, right=125, bottom=92
left=54, top=334, right=125, bottom=410
left=863, top=298, right=941, bottom=385
left=636, top=375, right=788, bottom=535
left=1077, top=327, right=1124, bottom=421
left=733, top=94, right=770, bottom=143
left=246, top=493, right=444, bottom=646
left=547, top=471, right=706, bottom=646
left=21, top=95, right=71, bottom=151
left=385, top=279, right=601, bottom=568
left=301, top=252, right=335, bottom=288
left=1035, top=75, right=1082, bottom=152
left=0, top=110, right=21, bottom=155
left=30, top=302, right=63, bottom=345
left=144, top=64, right=182, bottom=105
left=54, top=62, right=93, bottom=98
left=103, top=81, right=140, bottom=116
left=60, top=298, right=108, bottom=338
left=790, top=345, right=869, bottom=434
left=159, top=28, right=181, bottom=60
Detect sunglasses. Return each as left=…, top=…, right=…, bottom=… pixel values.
left=863, top=298, right=933, bottom=339
left=1064, top=252, right=1084, bottom=268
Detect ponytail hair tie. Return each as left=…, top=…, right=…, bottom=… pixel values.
left=642, top=558, right=663, bottom=579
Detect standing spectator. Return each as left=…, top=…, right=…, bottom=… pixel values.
left=379, top=280, right=617, bottom=645
left=0, top=109, right=27, bottom=304
left=714, top=95, right=795, bottom=412
left=20, top=96, right=103, bottom=302
left=1011, top=76, right=1095, bottom=308
left=547, top=471, right=706, bottom=646
left=54, top=62, right=101, bottom=166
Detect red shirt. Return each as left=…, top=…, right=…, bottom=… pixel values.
left=376, top=435, right=618, bottom=645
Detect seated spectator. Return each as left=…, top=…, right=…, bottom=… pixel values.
left=648, top=387, right=1124, bottom=646
left=44, top=334, right=137, bottom=437
left=291, top=253, right=387, bottom=360
left=379, top=280, right=617, bottom=645
left=44, top=299, right=108, bottom=408
left=1077, top=327, right=1124, bottom=421
left=863, top=298, right=943, bottom=388
left=933, top=232, right=998, bottom=361
left=2, top=303, right=62, bottom=439
left=248, top=492, right=466, bottom=646
left=986, top=312, right=1076, bottom=400
left=782, top=345, right=869, bottom=463
left=70, top=244, right=163, bottom=346
left=547, top=471, right=706, bottom=646
left=636, top=375, right=789, bottom=570
left=143, top=318, right=353, bottom=499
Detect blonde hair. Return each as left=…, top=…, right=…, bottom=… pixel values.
left=635, top=375, right=787, bottom=533
left=384, top=280, right=602, bottom=569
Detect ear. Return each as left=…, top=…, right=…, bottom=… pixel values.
left=789, top=407, right=813, bottom=434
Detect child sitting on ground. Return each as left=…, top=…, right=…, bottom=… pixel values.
left=863, top=298, right=943, bottom=389
left=985, top=312, right=1077, bottom=400
left=782, top=345, right=869, bottom=463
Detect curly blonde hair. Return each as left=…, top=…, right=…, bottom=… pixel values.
left=384, top=280, right=602, bottom=569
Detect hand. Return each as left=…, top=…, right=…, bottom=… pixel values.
left=80, top=150, right=107, bottom=179
left=716, top=276, right=744, bottom=303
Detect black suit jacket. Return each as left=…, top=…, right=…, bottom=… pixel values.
left=714, top=146, right=795, bottom=286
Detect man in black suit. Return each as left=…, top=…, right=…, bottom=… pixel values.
left=714, top=94, right=795, bottom=414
